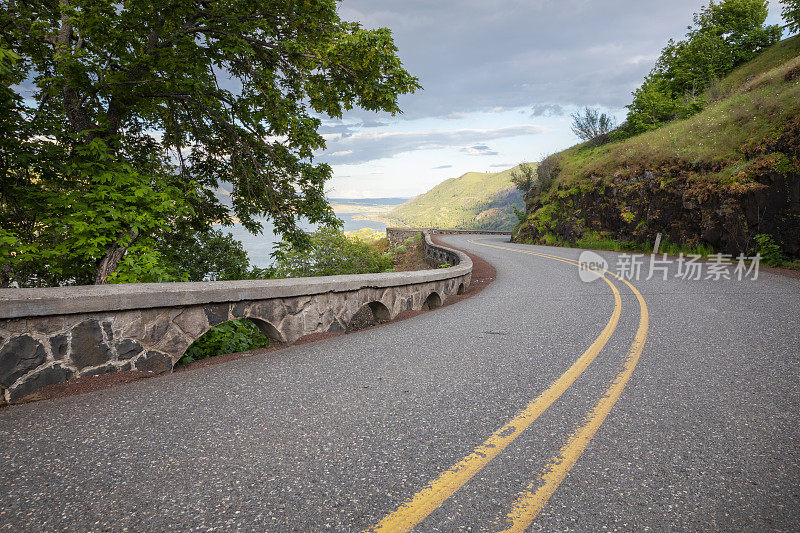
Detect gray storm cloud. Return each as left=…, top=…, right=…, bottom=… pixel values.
left=318, top=1, right=783, bottom=170
left=319, top=125, right=544, bottom=164
left=336, top=0, right=732, bottom=119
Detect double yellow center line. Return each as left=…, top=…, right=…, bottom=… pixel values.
left=367, top=241, right=649, bottom=532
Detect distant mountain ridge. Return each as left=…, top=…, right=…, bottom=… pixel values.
left=381, top=164, right=529, bottom=231
left=327, top=197, right=408, bottom=206
left=212, top=172, right=526, bottom=231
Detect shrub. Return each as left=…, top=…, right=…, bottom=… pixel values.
left=177, top=319, right=269, bottom=365
left=371, top=237, right=389, bottom=250
left=570, top=107, right=616, bottom=141
left=270, top=226, right=393, bottom=277
left=752, top=233, right=785, bottom=266
left=529, top=155, right=559, bottom=198
left=513, top=206, right=527, bottom=225
left=510, top=162, right=537, bottom=193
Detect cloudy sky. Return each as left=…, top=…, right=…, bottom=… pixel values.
left=320, top=0, right=785, bottom=199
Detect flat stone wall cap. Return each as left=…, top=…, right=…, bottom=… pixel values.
left=0, top=239, right=472, bottom=319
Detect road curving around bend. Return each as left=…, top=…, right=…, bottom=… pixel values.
left=4, top=234, right=798, bottom=532
left=369, top=239, right=649, bottom=532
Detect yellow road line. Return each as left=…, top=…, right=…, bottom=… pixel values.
left=367, top=244, right=623, bottom=533
left=471, top=242, right=650, bottom=532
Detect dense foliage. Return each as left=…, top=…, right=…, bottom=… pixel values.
left=177, top=318, right=270, bottom=365
left=752, top=233, right=787, bottom=266
left=269, top=226, right=393, bottom=278
left=0, top=0, right=419, bottom=287
left=619, top=0, right=781, bottom=137
left=783, top=0, right=800, bottom=33
left=155, top=227, right=252, bottom=282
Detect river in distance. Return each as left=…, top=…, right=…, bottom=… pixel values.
left=213, top=199, right=405, bottom=268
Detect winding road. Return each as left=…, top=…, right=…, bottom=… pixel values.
left=2, top=235, right=799, bottom=531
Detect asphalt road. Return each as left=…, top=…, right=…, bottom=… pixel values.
left=2, top=235, right=799, bottom=532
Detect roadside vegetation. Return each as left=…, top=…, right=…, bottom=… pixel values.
left=514, top=0, right=800, bottom=263
left=0, top=1, right=419, bottom=288
left=265, top=227, right=394, bottom=278
left=751, top=233, right=800, bottom=268
left=176, top=319, right=270, bottom=366
left=265, top=227, right=429, bottom=278
left=616, top=0, right=783, bottom=139
left=174, top=229, right=431, bottom=364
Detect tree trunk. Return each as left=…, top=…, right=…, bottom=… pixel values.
left=94, top=230, right=136, bottom=284
left=0, top=264, right=12, bottom=289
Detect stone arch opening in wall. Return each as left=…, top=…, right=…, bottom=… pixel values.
left=346, top=301, right=391, bottom=332
left=457, top=282, right=466, bottom=295
left=175, top=317, right=276, bottom=367
left=247, top=317, right=286, bottom=345
left=423, top=291, right=443, bottom=310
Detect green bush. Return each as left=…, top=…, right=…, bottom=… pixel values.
left=510, top=162, right=537, bottom=193
left=512, top=206, right=527, bottom=225
left=752, top=233, right=785, bottom=266
left=270, top=226, right=393, bottom=278
left=177, top=319, right=269, bottom=365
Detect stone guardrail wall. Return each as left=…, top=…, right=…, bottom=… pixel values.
left=386, top=227, right=511, bottom=246
left=0, top=234, right=470, bottom=404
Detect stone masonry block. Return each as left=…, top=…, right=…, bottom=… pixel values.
left=8, top=363, right=73, bottom=402
left=173, top=307, right=209, bottom=339
left=0, top=335, right=47, bottom=387
left=204, top=303, right=230, bottom=327
left=49, top=333, right=69, bottom=360
left=70, top=320, right=114, bottom=370
left=135, top=351, right=172, bottom=374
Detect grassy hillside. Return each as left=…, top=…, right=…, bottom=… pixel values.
left=516, top=35, right=800, bottom=258
left=384, top=165, right=529, bottom=231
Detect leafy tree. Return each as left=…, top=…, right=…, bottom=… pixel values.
left=0, top=0, right=419, bottom=286
left=155, top=227, right=253, bottom=282
left=782, top=0, right=800, bottom=33
left=570, top=107, right=616, bottom=141
left=620, top=0, right=780, bottom=137
left=621, top=76, right=691, bottom=135
left=270, top=226, right=393, bottom=278
left=658, top=0, right=781, bottom=92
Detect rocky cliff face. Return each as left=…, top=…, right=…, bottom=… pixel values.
left=515, top=109, right=800, bottom=257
